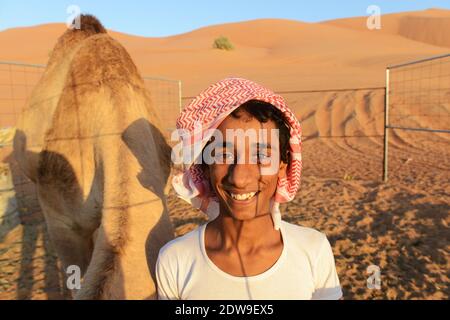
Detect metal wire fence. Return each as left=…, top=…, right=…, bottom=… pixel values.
left=183, top=86, right=387, bottom=181
left=1, top=54, right=449, bottom=185
left=383, top=53, right=450, bottom=181
left=387, top=54, right=450, bottom=132
left=143, top=76, right=181, bottom=137
left=0, top=61, right=182, bottom=265
left=0, top=61, right=182, bottom=141
left=0, top=62, right=45, bottom=130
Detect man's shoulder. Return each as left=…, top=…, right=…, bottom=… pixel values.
left=281, top=221, right=328, bottom=253
left=158, top=224, right=203, bottom=263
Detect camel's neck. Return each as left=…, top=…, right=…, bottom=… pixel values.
left=76, top=196, right=174, bottom=300
left=114, top=202, right=173, bottom=299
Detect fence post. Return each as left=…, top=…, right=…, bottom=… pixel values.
left=178, top=80, right=182, bottom=114
left=383, top=68, right=390, bottom=182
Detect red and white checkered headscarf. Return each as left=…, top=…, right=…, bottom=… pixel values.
left=172, top=78, right=302, bottom=230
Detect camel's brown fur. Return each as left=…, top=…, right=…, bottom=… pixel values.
left=13, top=14, right=174, bottom=299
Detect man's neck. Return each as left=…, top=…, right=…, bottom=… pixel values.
left=207, top=213, right=282, bottom=252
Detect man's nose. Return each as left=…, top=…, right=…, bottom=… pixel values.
left=227, top=162, right=258, bottom=188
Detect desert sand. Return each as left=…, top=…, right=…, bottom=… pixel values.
left=0, top=8, right=449, bottom=299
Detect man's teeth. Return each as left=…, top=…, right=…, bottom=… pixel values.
left=230, top=192, right=257, bottom=200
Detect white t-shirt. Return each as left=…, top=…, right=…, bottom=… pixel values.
left=156, top=220, right=342, bottom=300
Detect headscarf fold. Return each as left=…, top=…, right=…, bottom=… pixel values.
left=172, top=78, right=302, bottom=230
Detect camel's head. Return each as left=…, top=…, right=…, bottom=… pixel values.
left=70, top=14, right=106, bottom=34
left=48, top=14, right=107, bottom=65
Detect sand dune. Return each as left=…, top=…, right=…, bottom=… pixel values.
left=323, top=8, right=450, bottom=48
left=0, top=9, right=449, bottom=96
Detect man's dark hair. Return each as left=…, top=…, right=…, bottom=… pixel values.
left=231, top=100, right=291, bottom=166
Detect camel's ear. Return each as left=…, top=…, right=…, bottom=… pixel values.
left=70, top=14, right=107, bottom=34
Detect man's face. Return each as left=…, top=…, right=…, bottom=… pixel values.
left=205, top=110, right=287, bottom=220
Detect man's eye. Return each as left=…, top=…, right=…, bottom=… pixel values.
left=254, top=153, right=271, bottom=164
left=215, top=152, right=234, bottom=160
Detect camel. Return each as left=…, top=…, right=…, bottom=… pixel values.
left=13, top=14, right=174, bottom=299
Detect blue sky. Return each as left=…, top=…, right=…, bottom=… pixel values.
left=0, top=0, right=449, bottom=37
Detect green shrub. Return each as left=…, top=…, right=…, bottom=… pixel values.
left=213, top=36, right=234, bottom=51
left=343, top=173, right=354, bottom=181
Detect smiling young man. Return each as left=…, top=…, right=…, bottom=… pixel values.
left=156, top=78, right=342, bottom=300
